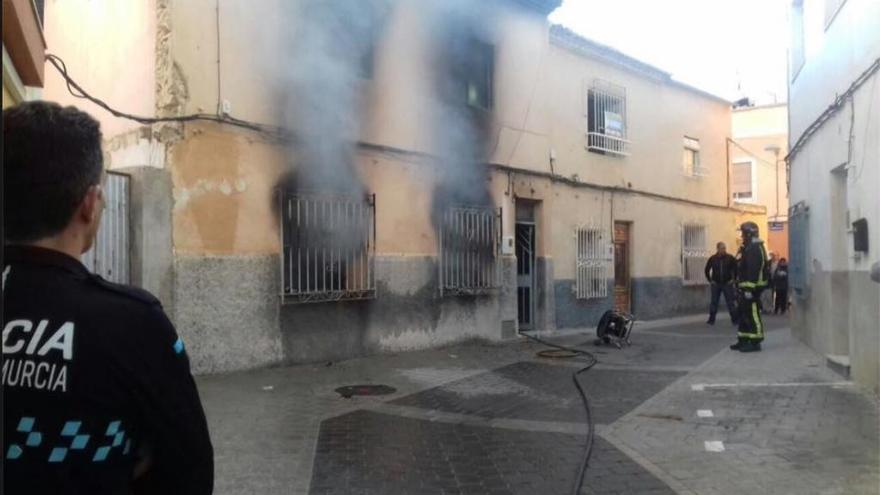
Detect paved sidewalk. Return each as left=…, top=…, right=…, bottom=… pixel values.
left=606, top=328, right=880, bottom=495
left=196, top=316, right=879, bottom=494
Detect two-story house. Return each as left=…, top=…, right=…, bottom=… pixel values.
left=41, top=0, right=765, bottom=373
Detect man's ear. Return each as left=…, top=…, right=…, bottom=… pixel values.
left=78, top=185, right=103, bottom=224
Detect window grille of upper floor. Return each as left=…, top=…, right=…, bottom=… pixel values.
left=682, top=224, right=709, bottom=285
left=587, top=80, right=630, bottom=157
left=279, top=192, right=376, bottom=304
left=439, top=206, right=501, bottom=296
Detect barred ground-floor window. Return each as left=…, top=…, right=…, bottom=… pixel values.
left=575, top=226, right=611, bottom=299
left=438, top=206, right=501, bottom=296
left=279, top=192, right=376, bottom=304
left=682, top=224, right=709, bottom=285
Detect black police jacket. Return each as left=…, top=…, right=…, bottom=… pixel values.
left=2, top=246, right=213, bottom=494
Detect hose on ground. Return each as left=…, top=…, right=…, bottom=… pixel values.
left=518, top=330, right=598, bottom=495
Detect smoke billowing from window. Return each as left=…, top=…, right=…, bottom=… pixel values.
left=277, top=0, right=499, bottom=240
left=425, top=0, right=499, bottom=229
left=279, top=0, right=387, bottom=195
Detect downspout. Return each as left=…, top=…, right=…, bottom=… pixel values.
left=725, top=137, right=731, bottom=208
left=775, top=156, right=780, bottom=220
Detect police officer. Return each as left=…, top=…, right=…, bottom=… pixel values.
left=730, top=221, right=769, bottom=353
left=3, top=102, right=213, bottom=493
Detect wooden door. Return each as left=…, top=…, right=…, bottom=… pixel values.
left=613, top=222, right=631, bottom=313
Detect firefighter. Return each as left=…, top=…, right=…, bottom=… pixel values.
left=730, top=221, right=769, bottom=352
left=3, top=102, right=213, bottom=494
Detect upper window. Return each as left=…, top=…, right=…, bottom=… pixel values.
left=732, top=161, right=755, bottom=201
left=683, top=137, right=707, bottom=177
left=587, top=80, right=629, bottom=157
left=463, top=40, right=494, bottom=110
left=790, top=0, right=806, bottom=82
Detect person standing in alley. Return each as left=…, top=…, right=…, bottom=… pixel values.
left=731, top=221, right=769, bottom=352
left=3, top=102, right=214, bottom=494
left=704, top=242, right=738, bottom=325
left=773, top=258, right=789, bottom=314
left=761, top=252, right=778, bottom=313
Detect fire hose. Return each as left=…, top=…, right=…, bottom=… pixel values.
left=518, top=329, right=598, bottom=495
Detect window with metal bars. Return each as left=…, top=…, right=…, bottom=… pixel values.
left=587, top=80, right=629, bottom=157
left=681, top=224, right=709, bottom=285
left=438, top=206, right=501, bottom=296
left=789, top=202, right=810, bottom=297
left=575, top=227, right=611, bottom=299
left=279, top=192, right=376, bottom=304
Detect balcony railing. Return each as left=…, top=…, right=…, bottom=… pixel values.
left=587, top=132, right=630, bottom=157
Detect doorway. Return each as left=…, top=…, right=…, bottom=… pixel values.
left=516, top=203, right=537, bottom=330
left=613, top=221, right=631, bottom=313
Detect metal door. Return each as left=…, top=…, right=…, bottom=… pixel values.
left=82, top=172, right=130, bottom=284
left=516, top=223, right=536, bottom=330
left=613, top=221, right=631, bottom=313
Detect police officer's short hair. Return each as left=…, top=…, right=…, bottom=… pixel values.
left=3, top=101, right=104, bottom=242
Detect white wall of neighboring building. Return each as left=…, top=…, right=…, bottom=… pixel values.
left=788, top=0, right=880, bottom=393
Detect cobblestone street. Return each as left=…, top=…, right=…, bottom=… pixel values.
left=197, top=315, right=879, bottom=494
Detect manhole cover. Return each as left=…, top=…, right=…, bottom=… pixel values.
left=335, top=384, right=397, bottom=398
left=536, top=349, right=579, bottom=359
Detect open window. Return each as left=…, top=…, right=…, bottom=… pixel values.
left=279, top=192, right=376, bottom=304
left=462, top=39, right=494, bottom=110
left=438, top=205, right=501, bottom=296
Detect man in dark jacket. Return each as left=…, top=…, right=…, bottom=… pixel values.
left=3, top=102, right=213, bottom=494
left=731, top=221, right=769, bottom=352
left=704, top=242, right=738, bottom=325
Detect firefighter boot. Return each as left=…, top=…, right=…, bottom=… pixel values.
left=738, top=341, right=762, bottom=353
left=729, top=339, right=745, bottom=350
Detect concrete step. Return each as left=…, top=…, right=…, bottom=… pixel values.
left=826, top=354, right=851, bottom=379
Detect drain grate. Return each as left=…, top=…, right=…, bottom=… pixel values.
left=335, top=384, right=397, bottom=398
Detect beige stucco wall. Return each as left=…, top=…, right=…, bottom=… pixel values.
left=42, top=0, right=157, bottom=139
left=732, top=104, right=789, bottom=222
left=114, top=0, right=756, bottom=275
left=540, top=44, right=732, bottom=207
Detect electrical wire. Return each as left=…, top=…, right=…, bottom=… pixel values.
left=786, top=56, right=880, bottom=165
left=45, top=53, right=286, bottom=139
left=518, top=329, right=598, bottom=494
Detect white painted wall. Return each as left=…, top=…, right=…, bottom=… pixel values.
left=788, top=0, right=880, bottom=393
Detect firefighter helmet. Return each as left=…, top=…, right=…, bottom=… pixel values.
left=740, top=221, right=760, bottom=241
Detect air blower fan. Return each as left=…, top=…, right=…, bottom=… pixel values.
left=594, top=309, right=635, bottom=349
